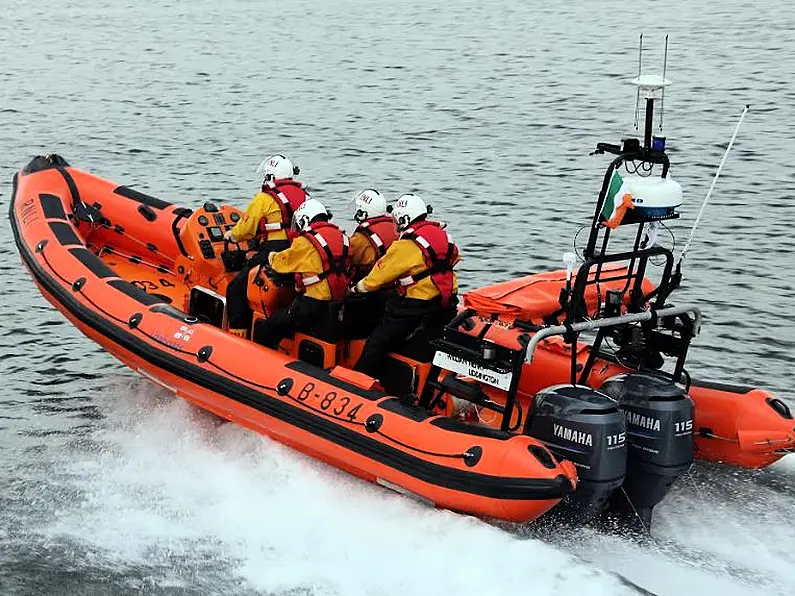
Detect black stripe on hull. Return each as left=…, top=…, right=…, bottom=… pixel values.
left=9, top=171, right=571, bottom=504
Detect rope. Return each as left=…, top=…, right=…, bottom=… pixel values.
left=679, top=105, right=750, bottom=263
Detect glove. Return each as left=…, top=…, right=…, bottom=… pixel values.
left=223, top=229, right=235, bottom=242
left=349, top=280, right=367, bottom=295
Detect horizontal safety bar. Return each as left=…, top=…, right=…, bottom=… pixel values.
left=525, top=304, right=702, bottom=363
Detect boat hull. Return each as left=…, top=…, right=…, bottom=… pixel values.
left=10, top=159, right=575, bottom=524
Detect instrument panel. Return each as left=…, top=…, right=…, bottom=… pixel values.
left=178, top=202, right=247, bottom=263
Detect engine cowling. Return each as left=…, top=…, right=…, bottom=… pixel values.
left=524, top=384, right=627, bottom=519
left=600, top=372, right=694, bottom=528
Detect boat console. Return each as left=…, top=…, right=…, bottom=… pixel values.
left=178, top=201, right=250, bottom=265
left=175, top=201, right=256, bottom=325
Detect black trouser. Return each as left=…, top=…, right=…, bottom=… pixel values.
left=343, top=288, right=396, bottom=338
left=257, top=295, right=328, bottom=349
left=354, top=295, right=457, bottom=380
left=226, top=240, right=289, bottom=330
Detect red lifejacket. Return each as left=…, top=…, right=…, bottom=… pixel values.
left=353, top=215, right=398, bottom=277
left=295, top=221, right=352, bottom=301
left=397, top=220, right=459, bottom=307
left=257, top=178, right=308, bottom=241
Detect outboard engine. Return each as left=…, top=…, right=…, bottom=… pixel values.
left=600, top=372, right=694, bottom=529
left=525, top=384, right=627, bottom=520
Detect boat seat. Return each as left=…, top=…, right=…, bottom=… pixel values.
left=250, top=300, right=345, bottom=348
left=250, top=315, right=338, bottom=369
left=378, top=353, right=436, bottom=398
left=293, top=333, right=338, bottom=369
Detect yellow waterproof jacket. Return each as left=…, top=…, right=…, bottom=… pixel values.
left=360, top=239, right=460, bottom=300
left=350, top=231, right=378, bottom=273
left=269, top=236, right=331, bottom=301
left=229, top=191, right=288, bottom=243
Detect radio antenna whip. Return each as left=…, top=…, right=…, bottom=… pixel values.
left=678, top=104, right=751, bottom=266
left=660, top=35, right=669, bottom=130
left=634, top=34, right=643, bottom=130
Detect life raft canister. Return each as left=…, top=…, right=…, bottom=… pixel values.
left=258, top=178, right=309, bottom=241
left=354, top=215, right=398, bottom=277
left=398, top=220, right=458, bottom=307
left=295, top=221, right=352, bottom=300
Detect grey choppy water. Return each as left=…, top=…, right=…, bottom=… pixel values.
left=1, top=0, right=793, bottom=594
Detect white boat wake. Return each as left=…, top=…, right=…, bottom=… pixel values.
left=42, top=378, right=642, bottom=595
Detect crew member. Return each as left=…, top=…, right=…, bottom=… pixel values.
left=225, top=154, right=308, bottom=338
left=349, top=189, right=398, bottom=281
left=351, top=194, right=460, bottom=380
left=256, top=198, right=352, bottom=348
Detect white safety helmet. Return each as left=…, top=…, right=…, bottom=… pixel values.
left=292, top=198, right=329, bottom=231
left=352, top=189, right=389, bottom=222
left=256, top=154, right=299, bottom=181
left=392, top=194, right=429, bottom=231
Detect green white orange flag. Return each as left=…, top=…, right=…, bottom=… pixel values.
left=601, top=171, right=635, bottom=228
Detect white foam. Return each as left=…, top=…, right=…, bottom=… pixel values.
left=45, top=379, right=636, bottom=595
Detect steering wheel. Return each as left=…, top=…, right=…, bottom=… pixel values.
left=221, top=238, right=247, bottom=272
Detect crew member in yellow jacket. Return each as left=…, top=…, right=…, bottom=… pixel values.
left=257, top=199, right=352, bottom=349
left=351, top=194, right=460, bottom=384
left=225, top=154, right=308, bottom=338
left=348, top=189, right=399, bottom=282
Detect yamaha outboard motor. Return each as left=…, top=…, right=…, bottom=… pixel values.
left=600, top=372, right=694, bottom=529
left=525, top=384, right=627, bottom=520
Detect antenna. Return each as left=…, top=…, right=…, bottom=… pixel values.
left=660, top=35, right=669, bottom=131
left=630, top=35, right=671, bottom=150
left=678, top=105, right=750, bottom=264
left=634, top=34, right=643, bottom=130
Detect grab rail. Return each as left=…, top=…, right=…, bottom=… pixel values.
left=525, top=304, right=702, bottom=363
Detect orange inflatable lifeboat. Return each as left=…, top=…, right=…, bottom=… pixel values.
left=9, top=155, right=577, bottom=524
left=10, top=77, right=794, bottom=530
